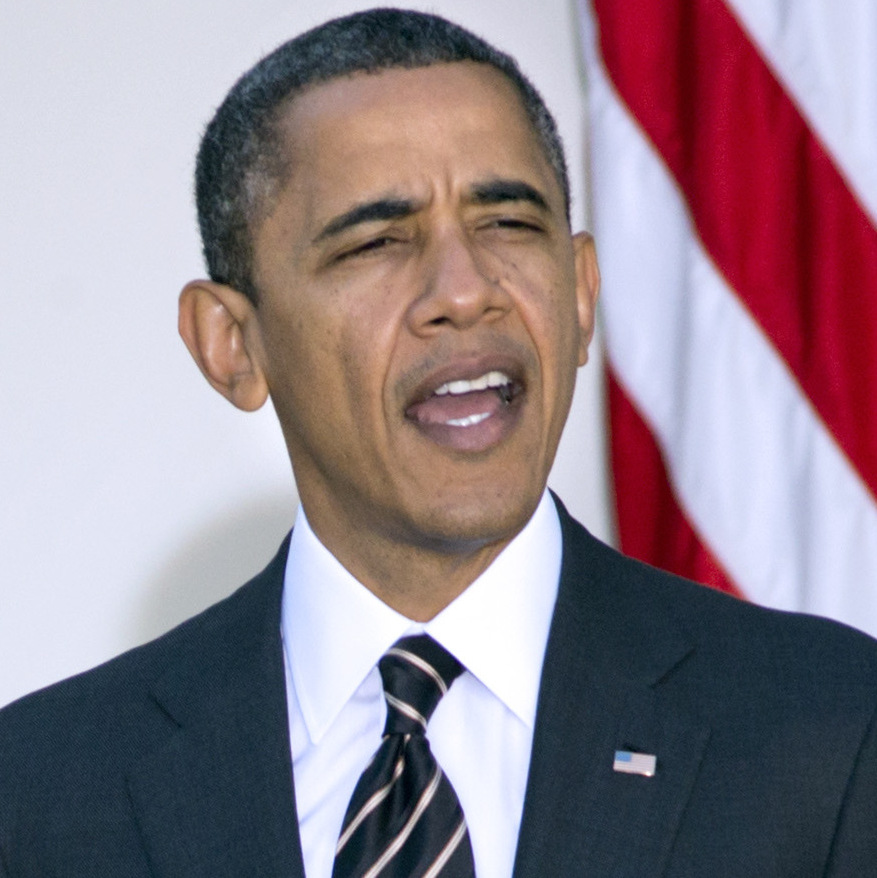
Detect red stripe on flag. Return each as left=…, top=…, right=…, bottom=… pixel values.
left=592, top=0, right=877, bottom=501
left=609, top=368, right=743, bottom=597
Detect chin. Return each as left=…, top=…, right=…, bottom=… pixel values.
left=406, top=485, right=542, bottom=554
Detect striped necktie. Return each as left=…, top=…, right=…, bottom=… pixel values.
left=333, top=634, right=476, bottom=878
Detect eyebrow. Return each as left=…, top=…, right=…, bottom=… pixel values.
left=313, top=198, right=417, bottom=243
left=312, top=178, right=551, bottom=245
left=468, top=179, right=550, bottom=212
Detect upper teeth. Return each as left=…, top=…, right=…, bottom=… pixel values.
left=434, top=371, right=512, bottom=396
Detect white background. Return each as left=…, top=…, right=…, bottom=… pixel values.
left=0, top=0, right=611, bottom=708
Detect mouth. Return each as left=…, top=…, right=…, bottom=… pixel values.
left=404, top=363, right=525, bottom=451
left=432, top=370, right=516, bottom=422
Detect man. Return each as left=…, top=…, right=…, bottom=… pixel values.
left=1, top=8, right=876, bottom=877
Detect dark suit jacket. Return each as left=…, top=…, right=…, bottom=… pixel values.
left=2, top=501, right=877, bottom=876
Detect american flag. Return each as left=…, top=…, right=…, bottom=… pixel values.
left=578, top=0, right=877, bottom=635
left=613, top=750, right=657, bottom=777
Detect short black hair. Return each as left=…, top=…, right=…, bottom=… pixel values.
left=195, top=7, right=570, bottom=303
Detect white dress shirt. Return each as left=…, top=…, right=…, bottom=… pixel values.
left=281, top=491, right=562, bottom=878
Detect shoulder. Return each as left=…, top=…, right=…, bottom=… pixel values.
left=0, top=534, right=289, bottom=773
left=554, top=497, right=877, bottom=701
left=0, top=536, right=291, bottom=870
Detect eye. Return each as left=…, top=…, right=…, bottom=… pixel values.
left=481, top=215, right=546, bottom=235
left=493, top=218, right=542, bottom=230
left=335, top=235, right=397, bottom=262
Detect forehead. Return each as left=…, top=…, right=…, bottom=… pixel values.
left=267, top=62, right=561, bottom=229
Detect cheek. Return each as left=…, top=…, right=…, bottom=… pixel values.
left=334, top=285, right=404, bottom=403
left=501, top=252, right=580, bottom=350
left=509, top=264, right=583, bottom=434
left=256, top=298, right=337, bottom=421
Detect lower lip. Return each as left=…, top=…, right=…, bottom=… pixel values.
left=405, top=393, right=524, bottom=453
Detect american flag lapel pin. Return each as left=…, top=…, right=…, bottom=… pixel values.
left=613, top=750, right=657, bottom=777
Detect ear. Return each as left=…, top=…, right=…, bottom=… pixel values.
left=178, top=280, right=269, bottom=412
left=572, top=231, right=601, bottom=367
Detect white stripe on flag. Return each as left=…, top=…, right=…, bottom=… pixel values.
left=727, top=0, right=877, bottom=227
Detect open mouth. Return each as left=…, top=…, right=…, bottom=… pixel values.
left=430, top=370, right=517, bottom=426
left=404, top=366, right=524, bottom=447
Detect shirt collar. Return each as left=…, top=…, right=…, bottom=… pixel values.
left=282, top=492, right=562, bottom=745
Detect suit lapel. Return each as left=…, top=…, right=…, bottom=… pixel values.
left=513, top=503, right=710, bottom=878
left=125, top=537, right=306, bottom=877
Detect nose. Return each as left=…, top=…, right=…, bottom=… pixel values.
left=406, top=225, right=513, bottom=334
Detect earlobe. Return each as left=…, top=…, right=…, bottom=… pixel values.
left=178, top=280, right=269, bottom=412
left=572, top=232, right=600, bottom=366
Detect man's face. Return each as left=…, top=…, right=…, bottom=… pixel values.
left=249, top=62, right=597, bottom=575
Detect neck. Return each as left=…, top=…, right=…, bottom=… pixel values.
left=303, top=510, right=522, bottom=621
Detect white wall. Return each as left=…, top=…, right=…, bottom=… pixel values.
left=0, top=0, right=611, bottom=708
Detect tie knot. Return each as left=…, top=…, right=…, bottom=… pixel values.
left=378, top=634, right=464, bottom=736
